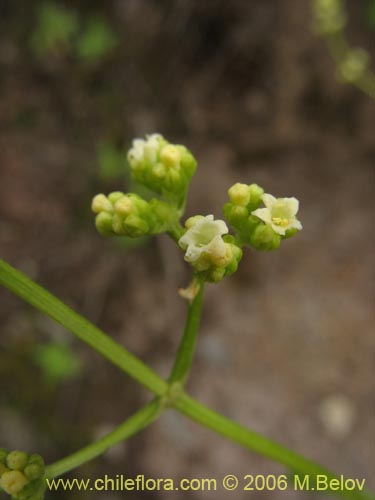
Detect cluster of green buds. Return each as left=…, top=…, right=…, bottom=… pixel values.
left=92, top=192, right=176, bottom=237
left=92, top=134, right=302, bottom=285
left=223, top=183, right=302, bottom=251
left=0, top=449, right=45, bottom=500
left=312, top=0, right=346, bottom=34
left=127, top=134, right=197, bottom=206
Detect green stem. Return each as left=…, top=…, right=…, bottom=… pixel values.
left=167, top=221, right=184, bottom=242
left=0, top=259, right=167, bottom=397
left=174, top=393, right=374, bottom=500
left=45, top=398, right=162, bottom=478
left=168, top=278, right=205, bottom=386
left=1, top=259, right=374, bottom=500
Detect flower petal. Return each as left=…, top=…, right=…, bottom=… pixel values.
left=271, top=223, right=286, bottom=236
left=252, top=207, right=272, bottom=224
left=206, top=235, right=227, bottom=258
left=283, top=197, right=299, bottom=216
left=213, top=219, right=229, bottom=235
left=291, top=219, right=302, bottom=230
left=184, top=244, right=202, bottom=262
left=262, top=193, right=277, bottom=208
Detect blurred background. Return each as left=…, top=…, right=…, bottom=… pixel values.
left=0, top=1, right=374, bottom=499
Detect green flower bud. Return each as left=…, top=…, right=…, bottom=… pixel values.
left=127, top=134, right=197, bottom=204
left=15, top=482, right=35, bottom=500
left=14, top=477, right=46, bottom=500
left=283, top=227, right=299, bottom=239
left=22, top=455, right=45, bottom=489
left=6, top=451, right=28, bottom=471
left=223, top=182, right=265, bottom=243
left=160, top=144, right=181, bottom=168
left=123, top=215, right=149, bottom=237
left=95, top=211, right=114, bottom=236
left=107, top=191, right=124, bottom=204
left=249, top=224, right=281, bottom=251
left=223, top=235, right=243, bottom=275
left=0, top=470, right=28, bottom=495
left=228, top=183, right=250, bottom=206
left=91, top=194, right=113, bottom=214
left=248, top=184, right=265, bottom=210
left=23, top=464, right=43, bottom=482
left=223, top=203, right=249, bottom=230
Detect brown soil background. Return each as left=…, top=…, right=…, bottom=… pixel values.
left=0, top=1, right=374, bottom=499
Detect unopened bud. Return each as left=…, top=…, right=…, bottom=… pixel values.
left=250, top=224, right=281, bottom=251
left=160, top=145, right=181, bottom=168
left=114, top=196, right=133, bottom=216
left=0, top=470, right=29, bottom=495
left=6, top=451, right=28, bottom=471
left=228, top=183, right=250, bottom=207
left=91, top=194, right=112, bottom=214
left=95, top=212, right=114, bottom=236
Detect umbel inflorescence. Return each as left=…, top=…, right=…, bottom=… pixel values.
left=92, top=134, right=302, bottom=283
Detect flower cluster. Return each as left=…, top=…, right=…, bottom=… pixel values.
left=127, top=134, right=197, bottom=206
left=178, top=215, right=242, bottom=283
left=0, top=449, right=45, bottom=500
left=92, top=134, right=302, bottom=285
left=92, top=192, right=175, bottom=237
left=223, top=183, right=302, bottom=251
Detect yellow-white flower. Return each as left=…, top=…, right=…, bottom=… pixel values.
left=179, top=215, right=229, bottom=266
left=251, top=194, right=302, bottom=236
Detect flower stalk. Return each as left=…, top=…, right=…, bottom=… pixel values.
left=168, top=276, right=205, bottom=387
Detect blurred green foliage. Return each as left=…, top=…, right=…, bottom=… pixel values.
left=77, top=17, right=118, bottom=62
left=32, top=342, right=82, bottom=385
left=368, top=0, right=375, bottom=28
left=31, top=2, right=79, bottom=57
left=31, top=2, right=118, bottom=62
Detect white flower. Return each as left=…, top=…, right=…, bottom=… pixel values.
left=179, top=215, right=229, bottom=265
left=127, top=134, right=163, bottom=166
left=251, top=194, right=302, bottom=236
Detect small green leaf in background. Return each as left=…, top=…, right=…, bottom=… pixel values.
left=31, top=2, right=79, bottom=57
left=77, top=17, right=118, bottom=62
left=33, top=342, right=82, bottom=385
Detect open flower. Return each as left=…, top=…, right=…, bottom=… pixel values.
left=251, top=194, right=302, bottom=236
left=179, top=215, right=229, bottom=266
